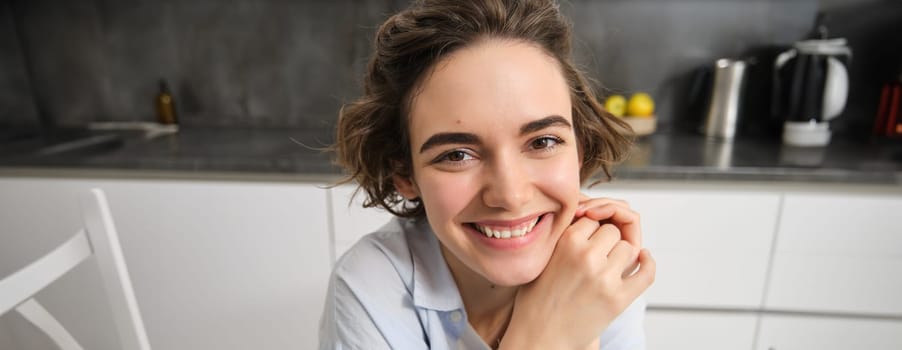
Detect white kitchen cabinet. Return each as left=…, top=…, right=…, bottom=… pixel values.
left=586, top=186, right=781, bottom=309
left=765, top=193, right=902, bottom=316
left=329, top=184, right=394, bottom=261
left=646, top=310, right=757, bottom=350
left=755, top=314, right=902, bottom=350
left=0, top=177, right=331, bottom=350
left=6, top=175, right=901, bottom=350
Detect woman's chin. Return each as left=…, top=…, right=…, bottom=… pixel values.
left=481, top=264, right=545, bottom=287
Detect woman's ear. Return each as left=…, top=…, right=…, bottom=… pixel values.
left=393, top=175, right=420, bottom=200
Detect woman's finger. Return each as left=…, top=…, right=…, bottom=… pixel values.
left=579, top=197, right=629, bottom=208
left=622, top=260, right=640, bottom=278
left=624, top=249, right=656, bottom=296
left=589, top=223, right=621, bottom=255
left=580, top=204, right=642, bottom=248
left=575, top=197, right=630, bottom=217
left=606, top=240, right=638, bottom=273
left=565, top=216, right=601, bottom=242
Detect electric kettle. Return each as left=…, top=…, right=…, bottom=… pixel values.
left=772, top=37, right=851, bottom=146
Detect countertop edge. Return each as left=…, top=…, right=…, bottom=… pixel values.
left=3, top=166, right=901, bottom=194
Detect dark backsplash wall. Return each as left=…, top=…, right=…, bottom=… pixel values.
left=0, top=1, right=37, bottom=128
left=1, top=0, right=897, bottom=135
left=1, top=0, right=393, bottom=130
left=563, top=0, right=817, bottom=134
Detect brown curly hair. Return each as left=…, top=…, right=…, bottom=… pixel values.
left=334, top=0, right=633, bottom=218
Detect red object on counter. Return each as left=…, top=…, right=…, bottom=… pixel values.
left=890, top=85, right=901, bottom=136
left=875, top=80, right=902, bottom=137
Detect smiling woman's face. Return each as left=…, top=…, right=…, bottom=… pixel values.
left=395, top=40, right=582, bottom=287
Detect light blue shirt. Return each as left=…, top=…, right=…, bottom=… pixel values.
left=319, top=217, right=647, bottom=350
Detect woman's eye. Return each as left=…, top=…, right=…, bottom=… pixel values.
left=439, top=150, right=473, bottom=163
left=447, top=151, right=467, bottom=161
left=530, top=136, right=562, bottom=150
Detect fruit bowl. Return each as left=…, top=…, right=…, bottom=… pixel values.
left=622, top=115, right=656, bottom=136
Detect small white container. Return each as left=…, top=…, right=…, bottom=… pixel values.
left=782, top=120, right=831, bottom=147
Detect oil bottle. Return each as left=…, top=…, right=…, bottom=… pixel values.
left=155, top=80, right=178, bottom=125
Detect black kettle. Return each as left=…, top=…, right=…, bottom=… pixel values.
left=772, top=38, right=851, bottom=146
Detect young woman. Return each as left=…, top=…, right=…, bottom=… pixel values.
left=321, top=0, right=656, bottom=349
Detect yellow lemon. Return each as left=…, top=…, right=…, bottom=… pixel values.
left=627, top=92, right=655, bottom=117
left=604, top=94, right=626, bottom=117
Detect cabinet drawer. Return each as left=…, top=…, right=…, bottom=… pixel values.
left=766, top=193, right=902, bottom=315
left=587, top=188, right=781, bottom=308
left=647, top=310, right=757, bottom=350
left=756, top=314, right=902, bottom=350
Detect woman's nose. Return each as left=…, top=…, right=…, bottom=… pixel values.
left=481, top=153, right=533, bottom=211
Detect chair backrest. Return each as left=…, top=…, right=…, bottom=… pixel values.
left=0, top=188, right=151, bottom=350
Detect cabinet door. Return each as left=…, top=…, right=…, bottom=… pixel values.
left=765, top=193, right=902, bottom=316
left=0, top=177, right=120, bottom=350
left=646, top=310, right=757, bottom=350
left=104, top=180, right=331, bottom=350
left=756, top=315, right=902, bottom=350
left=329, top=184, right=394, bottom=261
left=585, top=187, right=781, bottom=309
left=0, top=177, right=332, bottom=350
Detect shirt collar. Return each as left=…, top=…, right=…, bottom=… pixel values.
left=402, top=218, right=465, bottom=312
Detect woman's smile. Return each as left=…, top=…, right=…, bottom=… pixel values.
left=463, top=213, right=554, bottom=250
left=470, top=213, right=542, bottom=239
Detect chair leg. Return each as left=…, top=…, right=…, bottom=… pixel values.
left=80, top=189, right=152, bottom=350
left=15, top=298, right=85, bottom=350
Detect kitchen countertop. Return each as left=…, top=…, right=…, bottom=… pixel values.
left=1, top=127, right=901, bottom=185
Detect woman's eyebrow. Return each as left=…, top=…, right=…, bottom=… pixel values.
left=418, top=116, right=570, bottom=154
left=419, top=132, right=480, bottom=154
left=520, top=115, right=572, bottom=135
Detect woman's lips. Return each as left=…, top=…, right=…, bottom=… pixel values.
left=472, top=213, right=544, bottom=227
left=463, top=213, right=552, bottom=250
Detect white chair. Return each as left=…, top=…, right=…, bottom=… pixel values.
left=0, top=188, right=151, bottom=350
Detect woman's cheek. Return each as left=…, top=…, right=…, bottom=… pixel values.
left=529, top=154, right=582, bottom=228
left=418, top=171, right=481, bottom=222
left=534, top=155, right=581, bottom=201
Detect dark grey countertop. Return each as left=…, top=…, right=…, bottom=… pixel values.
left=2, top=127, right=901, bottom=185
left=616, top=133, right=902, bottom=184
left=0, top=128, right=340, bottom=175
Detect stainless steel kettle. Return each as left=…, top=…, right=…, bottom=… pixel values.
left=701, top=59, right=747, bottom=140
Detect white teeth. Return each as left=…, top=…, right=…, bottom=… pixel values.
left=474, top=216, right=541, bottom=239
left=514, top=227, right=525, bottom=237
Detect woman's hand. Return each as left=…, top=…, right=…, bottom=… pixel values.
left=500, top=197, right=655, bottom=350
left=575, top=196, right=643, bottom=277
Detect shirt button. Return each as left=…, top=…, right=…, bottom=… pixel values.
left=449, top=311, right=463, bottom=322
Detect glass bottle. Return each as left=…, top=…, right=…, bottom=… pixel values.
left=155, top=80, right=178, bottom=125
